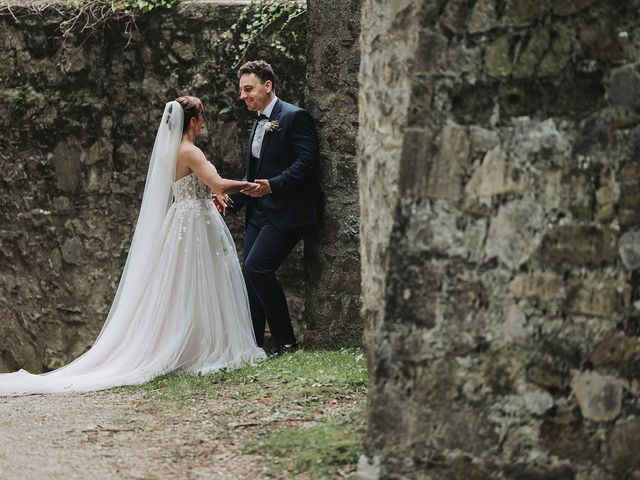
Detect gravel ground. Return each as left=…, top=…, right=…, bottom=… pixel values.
left=0, top=390, right=269, bottom=480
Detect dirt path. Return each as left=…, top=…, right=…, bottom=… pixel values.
left=0, top=390, right=269, bottom=480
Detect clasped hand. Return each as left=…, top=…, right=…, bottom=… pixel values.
left=212, top=179, right=271, bottom=216
left=242, top=179, right=271, bottom=198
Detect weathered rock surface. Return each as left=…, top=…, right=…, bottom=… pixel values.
left=359, top=0, right=640, bottom=478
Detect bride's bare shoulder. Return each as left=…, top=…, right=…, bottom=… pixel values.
left=178, top=143, right=205, bottom=161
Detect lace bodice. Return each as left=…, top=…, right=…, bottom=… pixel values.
left=172, top=173, right=211, bottom=202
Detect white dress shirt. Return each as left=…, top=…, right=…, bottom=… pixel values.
left=251, top=96, right=278, bottom=159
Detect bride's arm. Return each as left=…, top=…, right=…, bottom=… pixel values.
left=185, top=149, right=256, bottom=195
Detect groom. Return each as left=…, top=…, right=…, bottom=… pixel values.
left=225, top=60, right=321, bottom=355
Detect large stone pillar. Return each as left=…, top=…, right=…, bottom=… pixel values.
left=359, top=0, right=640, bottom=478
left=303, top=0, right=363, bottom=347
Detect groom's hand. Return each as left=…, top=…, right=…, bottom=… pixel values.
left=244, top=179, right=271, bottom=198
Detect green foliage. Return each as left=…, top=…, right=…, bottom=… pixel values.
left=119, top=241, right=130, bottom=255
left=64, top=0, right=176, bottom=13
left=219, top=0, right=307, bottom=68
left=9, top=87, right=27, bottom=113
left=58, top=0, right=178, bottom=40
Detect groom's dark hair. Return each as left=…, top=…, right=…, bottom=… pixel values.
left=238, top=60, right=275, bottom=87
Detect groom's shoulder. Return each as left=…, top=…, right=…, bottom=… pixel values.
left=278, top=100, right=306, bottom=115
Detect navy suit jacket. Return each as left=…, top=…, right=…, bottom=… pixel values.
left=232, top=99, right=323, bottom=231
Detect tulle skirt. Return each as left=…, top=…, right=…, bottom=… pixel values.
left=0, top=199, right=266, bottom=395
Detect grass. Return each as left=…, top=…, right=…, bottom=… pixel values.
left=122, top=348, right=368, bottom=479
left=252, top=408, right=365, bottom=478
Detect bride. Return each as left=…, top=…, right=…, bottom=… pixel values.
left=0, top=97, right=267, bottom=396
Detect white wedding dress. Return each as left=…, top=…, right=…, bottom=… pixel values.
left=0, top=101, right=266, bottom=396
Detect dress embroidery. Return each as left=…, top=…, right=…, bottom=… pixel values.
left=172, top=173, right=215, bottom=243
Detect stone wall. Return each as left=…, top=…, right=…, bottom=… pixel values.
left=359, top=0, right=640, bottom=478
left=0, top=2, right=312, bottom=372
left=302, top=0, right=362, bottom=346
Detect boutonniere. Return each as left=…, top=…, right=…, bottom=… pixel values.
left=264, top=120, right=280, bottom=133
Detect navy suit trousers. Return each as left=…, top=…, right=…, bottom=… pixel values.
left=243, top=206, right=303, bottom=347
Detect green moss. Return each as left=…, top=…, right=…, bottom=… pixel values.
left=513, top=29, right=550, bottom=79
left=538, top=26, right=572, bottom=77
left=513, top=27, right=572, bottom=79
left=506, top=0, right=548, bottom=27
left=485, top=35, right=512, bottom=79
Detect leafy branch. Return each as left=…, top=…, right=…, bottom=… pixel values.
left=219, top=0, right=307, bottom=69
left=60, top=0, right=177, bottom=40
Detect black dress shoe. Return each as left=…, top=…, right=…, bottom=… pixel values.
left=272, top=342, right=299, bottom=357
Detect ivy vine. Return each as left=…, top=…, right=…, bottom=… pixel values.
left=58, top=0, right=177, bottom=40
left=219, top=0, right=307, bottom=69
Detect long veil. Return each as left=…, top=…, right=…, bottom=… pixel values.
left=96, top=100, right=184, bottom=339
left=0, top=101, right=185, bottom=393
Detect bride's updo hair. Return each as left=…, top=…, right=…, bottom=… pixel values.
left=176, top=96, right=205, bottom=132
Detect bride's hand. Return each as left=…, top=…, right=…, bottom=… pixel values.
left=213, top=193, right=232, bottom=215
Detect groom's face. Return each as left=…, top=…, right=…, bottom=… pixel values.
left=239, top=73, right=272, bottom=112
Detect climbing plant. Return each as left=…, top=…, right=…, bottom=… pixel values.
left=219, top=0, right=307, bottom=68
left=59, top=0, right=178, bottom=39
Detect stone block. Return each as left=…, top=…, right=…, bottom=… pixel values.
left=468, top=0, right=500, bottom=34
left=524, top=390, right=554, bottom=415
left=619, top=229, right=640, bottom=271
left=510, top=117, right=569, bottom=161
left=542, top=167, right=596, bottom=221
left=541, top=418, right=601, bottom=464
left=505, top=0, right=548, bottom=27
left=527, top=364, right=568, bottom=390
left=399, top=127, right=433, bottom=195
left=451, top=83, right=496, bottom=125
left=513, top=27, right=572, bottom=79
left=579, top=18, right=631, bottom=63
left=590, top=330, right=640, bottom=371
left=406, top=76, right=434, bottom=127
left=485, top=35, right=512, bottom=79
left=51, top=138, right=83, bottom=194
left=385, top=255, right=441, bottom=329
left=405, top=200, right=487, bottom=262
left=552, top=0, right=596, bottom=16
left=538, top=26, right=573, bottom=78
left=618, top=162, right=640, bottom=226
left=507, top=272, right=563, bottom=300
left=573, top=115, right=611, bottom=156
left=538, top=225, right=618, bottom=267
left=503, top=303, right=529, bottom=344
left=429, top=123, right=471, bottom=200
left=440, top=0, right=470, bottom=35
left=465, top=147, right=529, bottom=197
left=415, top=29, right=448, bottom=73
left=565, top=276, right=631, bottom=320
left=608, top=418, right=640, bottom=473
left=486, top=198, right=544, bottom=269
left=469, top=126, right=500, bottom=153
left=607, top=63, right=640, bottom=110
left=595, top=172, right=616, bottom=222
left=571, top=370, right=625, bottom=422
